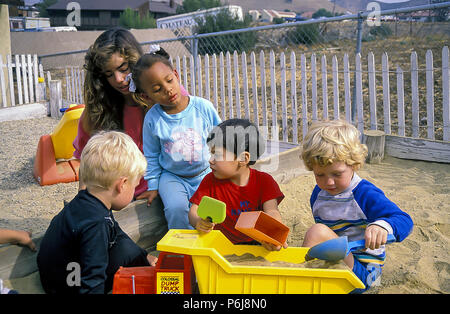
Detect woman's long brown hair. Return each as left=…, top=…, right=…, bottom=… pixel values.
left=83, top=27, right=143, bottom=134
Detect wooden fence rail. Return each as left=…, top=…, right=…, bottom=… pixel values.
left=3, top=47, right=448, bottom=162
left=0, top=54, right=45, bottom=108
left=168, top=46, right=449, bottom=143
left=58, top=46, right=449, bottom=161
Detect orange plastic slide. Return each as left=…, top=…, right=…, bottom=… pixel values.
left=33, top=105, right=84, bottom=186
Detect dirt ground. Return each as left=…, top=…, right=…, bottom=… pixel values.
left=0, top=116, right=449, bottom=294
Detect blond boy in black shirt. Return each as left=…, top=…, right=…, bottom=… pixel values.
left=38, top=131, right=156, bottom=294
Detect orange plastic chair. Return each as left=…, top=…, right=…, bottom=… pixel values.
left=33, top=104, right=84, bottom=186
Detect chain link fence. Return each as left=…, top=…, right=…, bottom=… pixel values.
left=144, top=2, right=449, bottom=140
left=40, top=2, right=450, bottom=141
left=145, top=3, right=448, bottom=58
left=40, top=3, right=450, bottom=68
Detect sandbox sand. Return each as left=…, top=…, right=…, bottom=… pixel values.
left=0, top=117, right=449, bottom=294
left=278, top=155, right=450, bottom=294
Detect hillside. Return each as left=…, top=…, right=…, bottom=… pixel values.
left=222, top=0, right=348, bottom=14
left=334, top=0, right=429, bottom=12
left=221, top=0, right=430, bottom=14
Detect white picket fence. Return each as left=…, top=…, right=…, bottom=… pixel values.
left=11, top=46, right=448, bottom=159
left=174, top=47, right=449, bottom=143
left=0, top=54, right=48, bottom=108
left=0, top=55, right=84, bottom=114
left=61, top=47, right=450, bottom=144
left=65, top=66, right=84, bottom=106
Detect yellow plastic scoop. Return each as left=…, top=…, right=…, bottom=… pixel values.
left=197, top=196, right=226, bottom=223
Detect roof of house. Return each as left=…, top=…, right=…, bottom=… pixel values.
left=3, top=0, right=24, bottom=5
left=47, top=0, right=149, bottom=11
left=149, top=1, right=178, bottom=15
left=263, top=9, right=296, bottom=18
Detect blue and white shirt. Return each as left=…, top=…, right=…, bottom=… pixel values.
left=143, top=96, right=221, bottom=190
left=310, top=173, right=413, bottom=265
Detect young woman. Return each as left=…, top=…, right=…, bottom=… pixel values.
left=73, top=27, right=188, bottom=197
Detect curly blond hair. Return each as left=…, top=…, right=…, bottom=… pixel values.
left=301, top=120, right=368, bottom=171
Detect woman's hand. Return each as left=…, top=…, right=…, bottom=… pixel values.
left=136, top=190, right=159, bottom=206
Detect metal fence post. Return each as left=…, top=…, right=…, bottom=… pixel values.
left=352, top=11, right=364, bottom=123
left=192, top=33, right=199, bottom=95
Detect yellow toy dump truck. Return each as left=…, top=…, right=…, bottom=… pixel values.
left=157, top=229, right=365, bottom=294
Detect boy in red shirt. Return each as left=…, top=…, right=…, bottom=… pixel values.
left=189, top=119, right=287, bottom=251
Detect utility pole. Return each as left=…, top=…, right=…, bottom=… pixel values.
left=0, top=4, right=12, bottom=107
left=352, top=11, right=364, bottom=123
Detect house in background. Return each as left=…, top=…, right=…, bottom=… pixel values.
left=147, top=0, right=181, bottom=19
left=9, top=16, right=51, bottom=31
left=5, top=0, right=25, bottom=17
left=249, top=9, right=296, bottom=23
left=7, top=0, right=52, bottom=32
left=262, top=9, right=296, bottom=22
left=10, top=0, right=39, bottom=17
left=46, top=0, right=181, bottom=30
left=2, top=0, right=24, bottom=8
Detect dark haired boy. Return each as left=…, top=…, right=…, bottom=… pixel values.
left=188, top=119, right=287, bottom=251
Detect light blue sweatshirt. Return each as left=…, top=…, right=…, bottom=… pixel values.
left=142, top=96, right=221, bottom=191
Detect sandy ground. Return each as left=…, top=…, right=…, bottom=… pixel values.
left=278, top=156, right=450, bottom=294
left=0, top=116, right=449, bottom=294
left=0, top=117, right=78, bottom=235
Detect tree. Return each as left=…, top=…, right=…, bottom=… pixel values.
left=273, top=17, right=285, bottom=24
left=312, top=8, right=344, bottom=19
left=312, top=8, right=334, bottom=19
left=119, top=8, right=156, bottom=29
left=195, top=9, right=257, bottom=54
left=177, top=0, right=222, bottom=14
left=431, top=0, right=449, bottom=22
left=287, top=23, right=321, bottom=45
left=35, top=0, right=57, bottom=17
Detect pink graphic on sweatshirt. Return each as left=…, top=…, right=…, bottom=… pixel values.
left=164, top=127, right=203, bottom=164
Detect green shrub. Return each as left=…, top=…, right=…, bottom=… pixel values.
left=119, top=8, right=156, bottom=29
left=195, top=10, right=257, bottom=55
left=287, top=23, right=321, bottom=45
left=368, top=24, right=392, bottom=38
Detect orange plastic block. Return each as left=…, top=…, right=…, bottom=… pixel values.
left=112, top=266, right=156, bottom=294
left=33, top=134, right=78, bottom=186
left=235, top=211, right=290, bottom=247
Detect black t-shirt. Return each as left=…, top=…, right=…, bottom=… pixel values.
left=37, top=190, right=129, bottom=294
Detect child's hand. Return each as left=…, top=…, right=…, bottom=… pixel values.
left=19, top=231, right=36, bottom=251
left=147, top=254, right=158, bottom=266
left=260, top=241, right=288, bottom=251
left=364, top=225, right=388, bottom=250
left=4, top=230, right=36, bottom=251
left=136, top=190, right=159, bottom=206
left=195, top=218, right=215, bottom=234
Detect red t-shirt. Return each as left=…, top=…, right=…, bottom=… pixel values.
left=190, top=168, right=284, bottom=244
left=73, top=86, right=190, bottom=197
left=73, top=104, right=147, bottom=197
